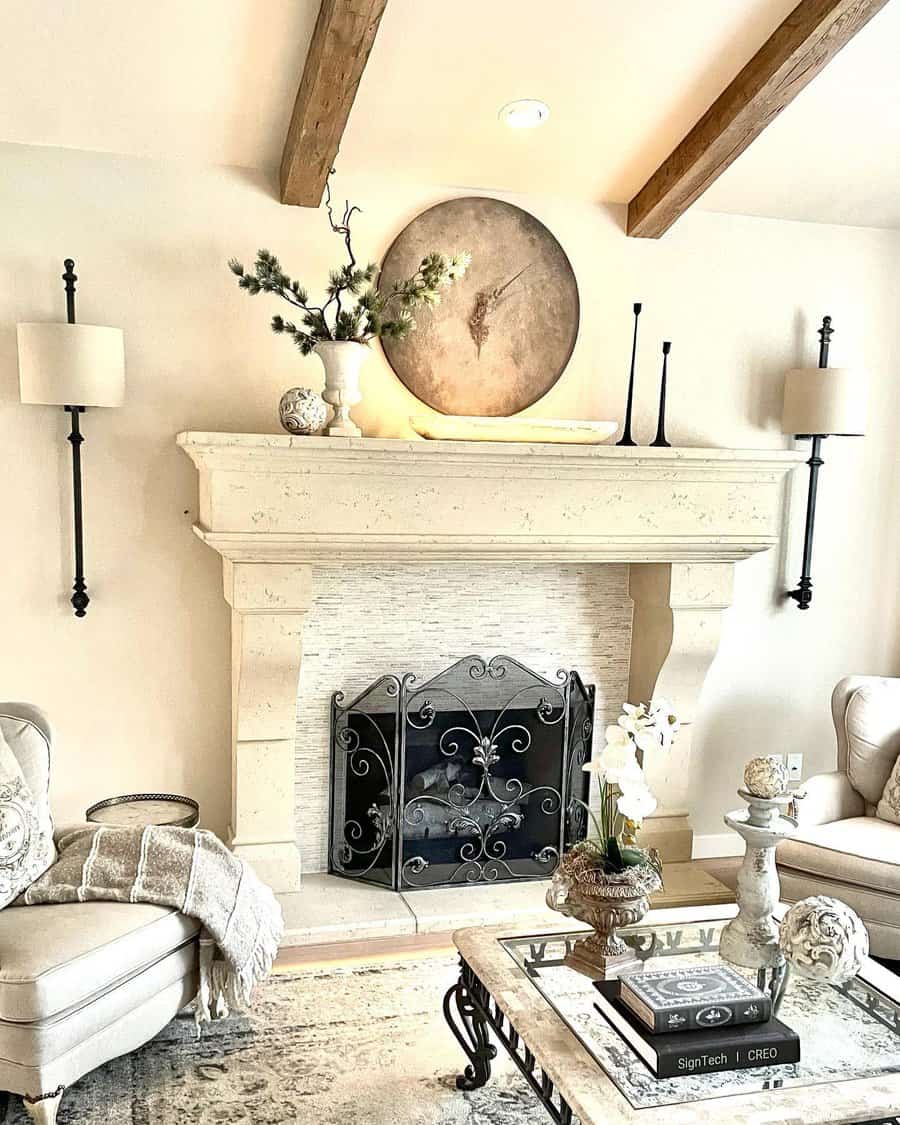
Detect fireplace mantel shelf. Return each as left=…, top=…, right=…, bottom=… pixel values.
left=177, top=432, right=804, bottom=565
left=177, top=430, right=804, bottom=891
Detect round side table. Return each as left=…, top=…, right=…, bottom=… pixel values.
left=86, top=793, right=199, bottom=829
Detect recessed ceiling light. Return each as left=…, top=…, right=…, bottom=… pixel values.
left=499, top=99, right=549, bottom=129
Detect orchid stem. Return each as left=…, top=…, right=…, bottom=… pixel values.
left=572, top=796, right=605, bottom=844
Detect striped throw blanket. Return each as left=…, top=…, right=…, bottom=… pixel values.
left=22, top=824, right=284, bottom=1025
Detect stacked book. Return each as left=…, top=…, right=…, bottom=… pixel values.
left=593, top=963, right=800, bottom=1079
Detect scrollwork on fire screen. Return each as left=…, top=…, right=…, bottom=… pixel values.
left=564, top=672, right=594, bottom=849
left=401, top=655, right=567, bottom=888
left=330, top=675, right=400, bottom=881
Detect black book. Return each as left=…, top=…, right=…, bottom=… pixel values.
left=617, top=963, right=771, bottom=1034
left=593, top=980, right=800, bottom=1080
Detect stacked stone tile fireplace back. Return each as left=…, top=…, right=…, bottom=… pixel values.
left=295, top=562, right=631, bottom=873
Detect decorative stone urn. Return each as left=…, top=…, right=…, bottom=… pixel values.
left=315, top=340, right=367, bottom=437
left=546, top=849, right=663, bottom=978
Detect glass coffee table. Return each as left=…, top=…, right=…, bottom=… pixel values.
left=444, top=904, right=900, bottom=1124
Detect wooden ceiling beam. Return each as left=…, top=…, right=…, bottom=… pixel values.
left=626, top=0, right=890, bottom=238
left=280, top=0, right=388, bottom=207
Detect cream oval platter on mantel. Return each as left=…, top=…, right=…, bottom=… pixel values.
left=409, top=415, right=618, bottom=444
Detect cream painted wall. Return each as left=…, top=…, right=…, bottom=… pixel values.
left=0, top=142, right=897, bottom=843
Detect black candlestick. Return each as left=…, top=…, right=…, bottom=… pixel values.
left=616, top=303, right=642, bottom=447
left=650, top=341, right=672, bottom=448
left=62, top=258, right=90, bottom=618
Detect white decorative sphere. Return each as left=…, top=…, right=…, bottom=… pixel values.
left=779, top=896, right=869, bottom=985
left=743, top=755, right=789, bottom=799
left=279, top=387, right=328, bottom=435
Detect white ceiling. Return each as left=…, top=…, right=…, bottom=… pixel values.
left=699, top=0, right=900, bottom=228
left=0, top=0, right=316, bottom=167
left=1, top=0, right=897, bottom=229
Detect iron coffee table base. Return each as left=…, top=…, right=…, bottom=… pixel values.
left=443, top=956, right=575, bottom=1124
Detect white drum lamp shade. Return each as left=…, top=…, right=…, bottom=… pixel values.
left=17, top=323, right=125, bottom=408
left=782, top=367, right=866, bottom=437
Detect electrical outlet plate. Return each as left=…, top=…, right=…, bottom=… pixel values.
left=787, top=753, right=803, bottom=782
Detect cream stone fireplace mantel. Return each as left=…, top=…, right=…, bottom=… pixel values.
left=177, top=432, right=803, bottom=892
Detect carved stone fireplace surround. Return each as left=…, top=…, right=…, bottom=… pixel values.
left=177, top=432, right=803, bottom=894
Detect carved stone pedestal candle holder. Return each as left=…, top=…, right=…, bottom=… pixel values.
left=720, top=789, right=798, bottom=970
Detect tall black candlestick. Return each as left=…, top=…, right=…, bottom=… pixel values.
left=650, top=341, right=672, bottom=448
left=616, top=302, right=642, bottom=447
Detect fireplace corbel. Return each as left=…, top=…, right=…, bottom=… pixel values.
left=628, top=562, right=735, bottom=860
left=222, top=559, right=312, bottom=890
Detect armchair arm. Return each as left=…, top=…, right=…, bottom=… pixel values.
left=794, top=771, right=865, bottom=828
left=53, top=822, right=92, bottom=846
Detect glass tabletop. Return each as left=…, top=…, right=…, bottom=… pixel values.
left=501, top=915, right=900, bottom=1111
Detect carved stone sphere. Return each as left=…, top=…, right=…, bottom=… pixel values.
left=779, top=896, right=869, bottom=985
left=743, top=755, right=789, bottom=799
left=279, top=387, right=328, bottom=435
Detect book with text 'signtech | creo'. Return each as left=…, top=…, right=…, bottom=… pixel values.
left=593, top=981, right=800, bottom=1080
left=617, top=963, right=771, bottom=1034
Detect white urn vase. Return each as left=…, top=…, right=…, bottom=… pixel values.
left=315, top=340, right=368, bottom=437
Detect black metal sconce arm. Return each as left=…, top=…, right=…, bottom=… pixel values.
left=787, top=434, right=824, bottom=610
left=65, top=405, right=89, bottom=617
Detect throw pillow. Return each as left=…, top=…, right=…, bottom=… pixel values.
left=0, top=728, right=55, bottom=908
left=876, top=754, right=900, bottom=826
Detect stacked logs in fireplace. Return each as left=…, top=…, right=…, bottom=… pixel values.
left=328, top=654, right=595, bottom=890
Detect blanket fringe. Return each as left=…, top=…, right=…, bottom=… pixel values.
left=195, top=895, right=283, bottom=1030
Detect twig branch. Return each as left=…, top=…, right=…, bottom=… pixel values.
left=324, top=170, right=360, bottom=270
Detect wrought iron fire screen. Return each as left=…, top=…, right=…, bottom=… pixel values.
left=329, top=655, right=595, bottom=891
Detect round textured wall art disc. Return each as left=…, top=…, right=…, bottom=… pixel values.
left=379, top=197, right=579, bottom=416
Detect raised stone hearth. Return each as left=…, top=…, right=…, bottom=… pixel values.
left=278, top=863, right=735, bottom=948
left=177, top=432, right=803, bottom=893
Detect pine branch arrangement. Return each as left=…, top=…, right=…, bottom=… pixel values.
left=228, top=172, right=470, bottom=356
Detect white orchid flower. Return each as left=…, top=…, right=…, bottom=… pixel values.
left=617, top=785, right=658, bottom=824
left=583, top=736, right=636, bottom=784
left=658, top=723, right=677, bottom=751
left=616, top=757, right=647, bottom=792
left=598, top=739, right=637, bottom=783
left=650, top=698, right=680, bottom=748
left=634, top=727, right=660, bottom=755
left=604, top=723, right=629, bottom=746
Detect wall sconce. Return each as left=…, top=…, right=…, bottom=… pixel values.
left=17, top=260, right=125, bottom=617
left=782, top=315, right=866, bottom=610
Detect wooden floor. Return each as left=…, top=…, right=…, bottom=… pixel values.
left=274, top=930, right=457, bottom=973
left=274, top=858, right=741, bottom=973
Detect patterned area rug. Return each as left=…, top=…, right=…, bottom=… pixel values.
left=3, top=955, right=547, bottom=1125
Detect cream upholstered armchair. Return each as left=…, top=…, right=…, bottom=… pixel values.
left=777, top=676, right=900, bottom=960
left=0, top=703, right=200, bottom=1123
